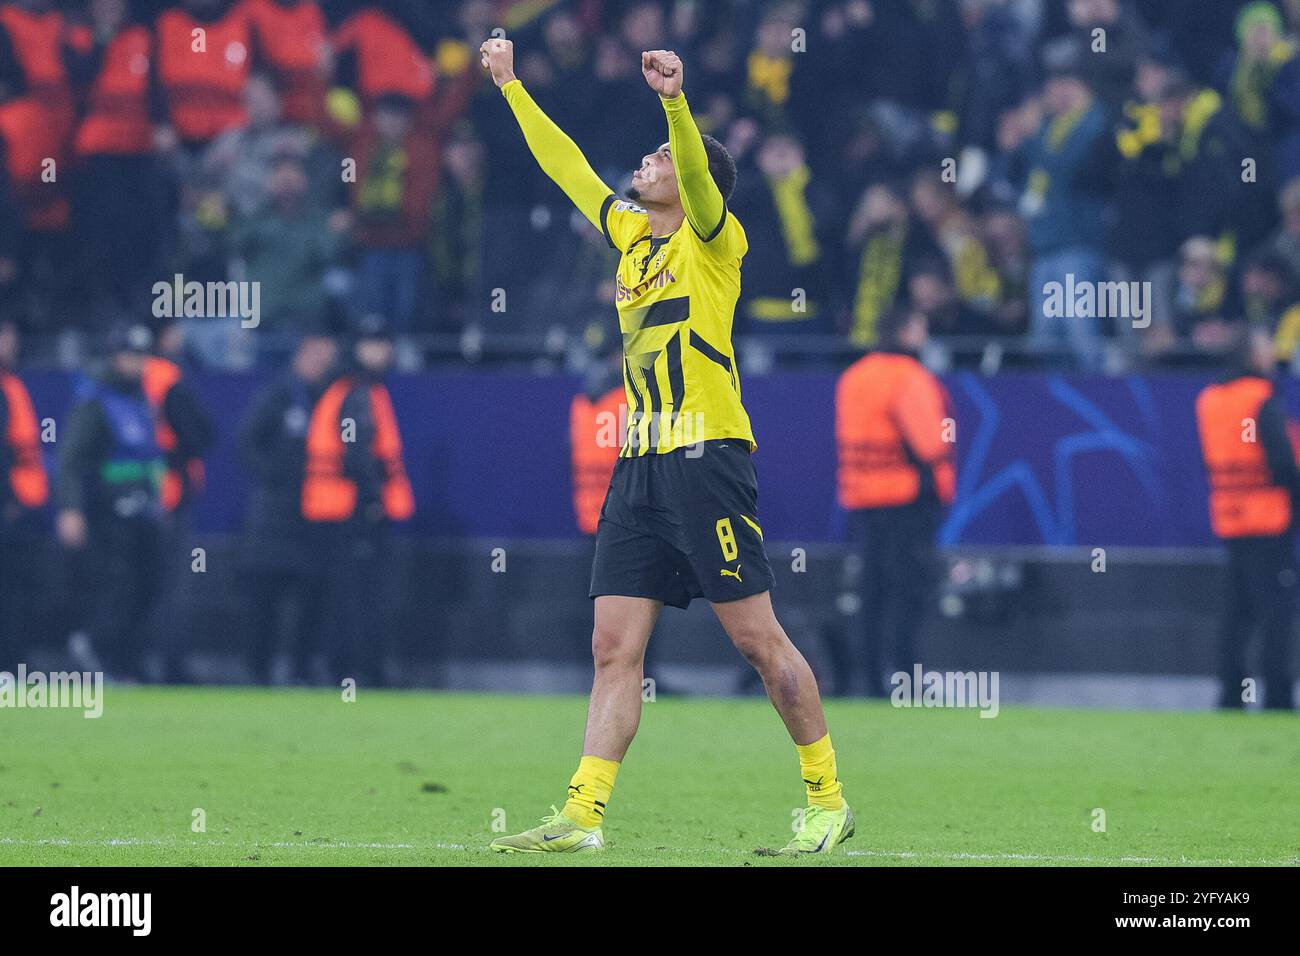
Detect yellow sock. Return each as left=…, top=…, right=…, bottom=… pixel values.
left=561, top=755, right=619, bottom=828
left=796, top=733, right=845, bottom=810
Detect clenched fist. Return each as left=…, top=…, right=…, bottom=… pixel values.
left=641, top=50, right=683, bottom=98
left=480, top=37, right=516, bottom=88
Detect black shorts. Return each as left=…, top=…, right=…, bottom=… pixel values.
left=589, top=439, right=775, bottom=609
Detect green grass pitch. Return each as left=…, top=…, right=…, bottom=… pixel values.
left=1, top=688, right=1296, bottom=866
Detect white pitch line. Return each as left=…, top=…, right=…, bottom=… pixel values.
left=842, top=849, right=1276, bottom=866
left=0, top=838, right=1288, bottom=866
left=264, top=842, right=418, bottom=849
left=0, top=838, right=422, bottom=851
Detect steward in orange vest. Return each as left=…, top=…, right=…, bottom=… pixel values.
left=1196, top=376, right=1297, bottom=540
left=155, top=0, right=251, bottom=146
left=834, top=309, right=955, bottom=696
left=0, top=318, right=46, bottom=514
left=244, top=0, right=328, bottom=125
left=237, top=331, right=338, bottom=683
left=301, top=315, right=410, bottom=687
left=837, top=327, right=955, bottom=512
left=331, top=7, right=433, bottom=109
left=0, top=1, right=89, bottom=230
left=0, top=1, right=85, bottom=116
left=140, top=325, right=213, bottom=683
left=0, top=0, right=79, bottom=233
left=302, top=315, right=413, bottom=525
left=65, top=1, right=161, bottom=308
left=1195, top=328, right=1298, bottom=709
left=142, top=339, right=213, bottom=513
left=0, top=95, right=69, bottom=231
left=0, top=317, right=44, bottom=657
left=70, top=18, right=153, bottom=158
left=569, top=363, right=624, bottom=537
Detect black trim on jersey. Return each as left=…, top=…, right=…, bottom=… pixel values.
left=637, top=235, right=672, bottom=282
left=624, top=357, right=646, bottom=415
left=689, top=203, right=729, bottom=243
left=643, top=360, right=662, bottom=421
left=639, top=296, right=690, bottom=329
left=665, top=335, right=684, bottom=425
left=599, top=193, right=619, bottom=250
left=689, top=330, right=732, bottom=374
left=624, top=357, right=646, bottom=451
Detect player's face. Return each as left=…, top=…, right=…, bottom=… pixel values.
left=629, top=143, right=677, bottom=206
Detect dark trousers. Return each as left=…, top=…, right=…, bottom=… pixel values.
left=150, top=507, right=193, bottom=681
left=83, top=516, right=163, bottom=679
left=850, top=503, right=940, bottom=697
left=320, top=519, right=390, bottom=688
left=0, top=517, right=19, bottom=667
left=355, top=249, right=423, bottom=335
left=1219, top=534, right=1296, bottom=710
left=243, top=564, right=326, bottom=684
left=0, top=509, right=48, bottom=666
left=73, top=154, right=163, bottom=311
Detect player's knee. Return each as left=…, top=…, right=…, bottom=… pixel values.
left=591, top=624, right=643, bottom=671
left=727, top=622, right=785, bottom=668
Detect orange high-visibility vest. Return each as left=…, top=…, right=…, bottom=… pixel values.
left=155, top=6, right=251, bottom=143
left=570, top=387, right=624, bottom=535
left=74, top=26, right=153, bottom=157
left=244, top=0, right=328, bottom=124
left=332, top=8, right=433, bottom=104
left=836, top=351, right=956, bottom=510
left=0, top=6, right=88, bottom=229
left=302, top=377, right=414, bottom=522
left=0, top=5, right=76, bottom=130
left=1, top=370, right=48, bottom=508
left=0, top=96, right=69, bottom=230
left=142, top=356, right=203, bottom=512
left=1196, top=376, right=1293, bottom=538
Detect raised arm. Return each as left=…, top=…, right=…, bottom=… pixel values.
left=481, top=38, right=613, bottom=230
left=642, top=50, right=726, bottom=240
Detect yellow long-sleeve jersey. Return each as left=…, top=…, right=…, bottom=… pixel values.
left=501, top=79, right=755, bottom=456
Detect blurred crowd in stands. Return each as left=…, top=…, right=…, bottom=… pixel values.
left=1, top=0, right=1300, bottom=371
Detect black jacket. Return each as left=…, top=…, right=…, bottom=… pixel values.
left=237, top=370, right=324, bottom=565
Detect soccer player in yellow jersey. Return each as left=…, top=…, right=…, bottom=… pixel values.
left=481, top=38, right=852, bottom=855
